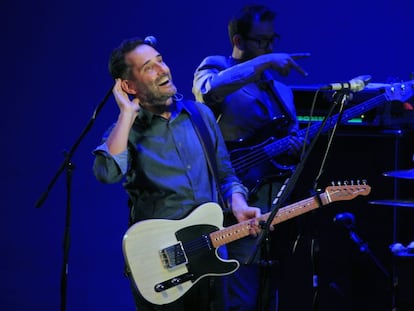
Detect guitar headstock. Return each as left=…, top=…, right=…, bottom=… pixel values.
left=383, top=80, right=414, bottom=102
left=325, top=180, right=371, bottom=202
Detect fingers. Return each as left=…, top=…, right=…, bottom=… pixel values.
left=270, top=53, right=310, bottom=77
left=248, top=218, right=275, bottom=237
left=248, top=219, right=261, bottom=237
left=285, top=53, right=310, bottom=76
left=132, top=98, right=141, bottom=112
left=113, top=79, right=125, bottom=100
left=113, top=79, right=129, bottom=99
left=113, top=78, right=123, bottom=92
left=112, top=79, right=140, bottom=113
left=291, top=135, right=304, bottom=149
left=289, top=52, right=311, bottom=59
left=246, top=207, right=262, bottom=236
left=288, top=135, right=305, bottom=155
left=289, top=53, right=310, bottom=76
left=289, top=59, right=309, bottom=77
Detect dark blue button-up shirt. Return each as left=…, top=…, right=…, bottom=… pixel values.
left=93, top=99, right=247, bottom=224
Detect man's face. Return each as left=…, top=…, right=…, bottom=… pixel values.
left=242, top=20, right=279, bottom=60
left=125, top=44, right=177, bottom=105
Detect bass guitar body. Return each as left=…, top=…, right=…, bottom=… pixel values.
left=226, top=117, right=294, bottom=192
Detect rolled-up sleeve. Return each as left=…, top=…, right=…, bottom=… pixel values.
left=92, top=142, right=128, bottom=183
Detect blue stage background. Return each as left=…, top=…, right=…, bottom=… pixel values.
left=2, top=0, right=413, bottom=310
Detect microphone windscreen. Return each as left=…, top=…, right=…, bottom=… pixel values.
left=144, top=36, right=157, bottom=47
left=334, top=212, right=355, bottom=229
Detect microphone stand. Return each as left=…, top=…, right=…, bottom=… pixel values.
left=347, top=228, right=390, bottom=278
left=245, top=87, right=350, bottom=310
left=309, top=89, right=352, bottom=311
left=34, top=84, right=114, bottom=311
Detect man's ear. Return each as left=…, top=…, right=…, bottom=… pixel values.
left=121, top=79, right=137, bottom=96
left=233, top=34, right=245, bottom=50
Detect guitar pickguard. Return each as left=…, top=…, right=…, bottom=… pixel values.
left=175, top=224, right=238, bottom=277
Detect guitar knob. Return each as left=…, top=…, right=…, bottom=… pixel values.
left=154, top=283, right=165, bottom=292
left=171, top=278, right=181, bottom=284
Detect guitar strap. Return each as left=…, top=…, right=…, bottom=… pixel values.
left=185, top=101, right=228, bottom=211
left=259, top=75, right=292, bottom=124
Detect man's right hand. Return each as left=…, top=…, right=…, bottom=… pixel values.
left=113, top=78, right=140, bottom=114
left=260, top=52, right=311, bottom=77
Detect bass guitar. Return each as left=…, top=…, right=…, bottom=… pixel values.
left=228, top=80, right=414, bottom=191
left=123, top=182, right=371, bottom=305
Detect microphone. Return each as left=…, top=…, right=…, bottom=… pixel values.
left=320, top=75, right=372, bottom=92
left=334, top=213, right=390, bottom=277
left=334, top=212, right=367, bottom=252
left=144, top=35, right=157, bottom=47
left=333, top=212, right=355, bottom=230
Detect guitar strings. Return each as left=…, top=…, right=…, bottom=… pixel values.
left=181, top=236, right=212, bottom=255
left=231, top=95, right=386, bottom=174
left=170, top=186, right=368, bottom=266
left=231, top=139, right=285, bottom=173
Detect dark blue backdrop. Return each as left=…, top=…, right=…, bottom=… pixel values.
left=2, top=0, right=413, bottom=310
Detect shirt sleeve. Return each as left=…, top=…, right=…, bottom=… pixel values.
left=92, top=142, right=128, bottom=183
left=192, top=56, right=259, bottom=105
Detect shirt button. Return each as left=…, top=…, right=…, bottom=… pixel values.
left=187, top=165, right=191, bottom=170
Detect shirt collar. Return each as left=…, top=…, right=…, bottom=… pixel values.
left=136, top=99, right=187, bottom=125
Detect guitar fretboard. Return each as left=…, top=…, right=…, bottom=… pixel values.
left=209, top=184, right=371, bottom=248
left=210, top=192, right=329, bottom=248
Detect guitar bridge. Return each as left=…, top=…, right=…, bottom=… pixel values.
left=160, top=242, right=188, bottom=269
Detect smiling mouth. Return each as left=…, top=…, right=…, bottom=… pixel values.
left=158, top=76, right=170, bottom=86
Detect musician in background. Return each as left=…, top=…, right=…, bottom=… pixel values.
left=92, top=36, right=261, bottom=311
left=192, top=4, right=310, bottom=310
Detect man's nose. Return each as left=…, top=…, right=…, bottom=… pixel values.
left=155, top=63, right=168, bottom=74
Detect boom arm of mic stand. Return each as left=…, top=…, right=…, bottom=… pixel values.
left=35, top=83, right=114, bottom=208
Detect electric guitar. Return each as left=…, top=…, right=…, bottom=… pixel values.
left=123, top=182, right=371, bottom=305
left=228, top=80, right=414, bottom=191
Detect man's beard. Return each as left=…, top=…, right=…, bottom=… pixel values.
left=140, top=88, right=177, bottom=107
left=140, top=85, right=177, bottom=107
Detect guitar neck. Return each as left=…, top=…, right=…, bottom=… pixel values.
left=264, top=92, right=388, bottom=159
left=300, top=93, right=388, bottom=140
left=210, top=191, right=330, bottom=248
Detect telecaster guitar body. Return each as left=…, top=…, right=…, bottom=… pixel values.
left=123, top=183, right=371, bottom=305
left=123, top=203, right=238, bottom=305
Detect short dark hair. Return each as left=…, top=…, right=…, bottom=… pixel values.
left=108, top=37, right=146, bottom=80
left=227, top=5, right=276, bottom=44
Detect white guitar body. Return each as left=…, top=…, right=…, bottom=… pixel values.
left=122, top=183, right=372, bottom=305
left=122, top=202, right=239, bottom=305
